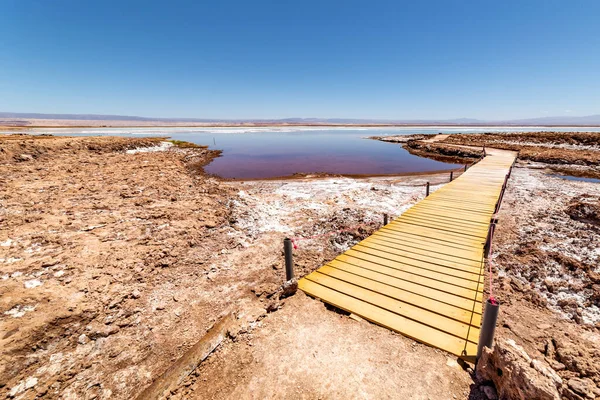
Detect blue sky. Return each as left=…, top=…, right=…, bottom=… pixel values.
left=1, top=0, right=599, bottom=120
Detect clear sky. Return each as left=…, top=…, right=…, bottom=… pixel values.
left=1, top=0, right=599, bottom=120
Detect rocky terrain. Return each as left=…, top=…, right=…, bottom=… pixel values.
left=480, top=167, right=600, bottom=400
left=1, top=135, right=456, bottom=398
left=2, top=133, right=599, bottom=399
left=401, top=132, right=600, bottom=178
left=0, top=135, right=237, bottom=398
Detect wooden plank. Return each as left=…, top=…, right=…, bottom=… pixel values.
left=298, top=279, right=478, bottom=357
left=323, top=262, right=482, bottom=325
left=303, top=272, right=481, bottom=344
left=368, top=231, right=484, bottom=262
left=409, top=202, right=496, bottom=216
left=400, top=210, right=492, bottom=228
left=396, top=215, right=490, bottom=236
left=384, top=222, right=487, bottom=245
left=340, top=252, right=484, bottom=296
left=298, top=151, right=517, bottom=360
left=363, top=236, right=483, bottom=266
left=392, top=219, right=489, bottom=240
left=353, top=242, right=483, bottom=275
left=350, top=243, right=483, bottom=288
left=402, top=208, right=492, bottom=225
left=376, top=226, right=485, bottom=252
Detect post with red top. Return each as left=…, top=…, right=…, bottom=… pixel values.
left=477, top=298, right=500, bottom=362
left=284, top=238, right=294, bottom=281
left=426, top=181, right=430, bottom=197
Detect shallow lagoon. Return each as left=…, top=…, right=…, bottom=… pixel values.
left=15, top=126, right=600, bottom=179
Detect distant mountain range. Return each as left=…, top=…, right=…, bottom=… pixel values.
left=1, top=112, right=600, bottom=126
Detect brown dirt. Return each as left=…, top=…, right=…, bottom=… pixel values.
left=0, top=135, right=396, bottom=398
left=376, top=131, right=600, bottom=178
left=171, top=292, right=478, bottom=400
left=478, top=167, right=600, bottom=398
left=3, top=134, right=600, bottom=399
left=0, top=135, right=242, bottom=398
left=442, top=132, right=600, bottom=168
left=445, top=131, right=600, bottom=147
left=404, top=140, right=484, bottom=164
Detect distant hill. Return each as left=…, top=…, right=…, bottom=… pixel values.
left=495, top=115, right=600, bottom=125
left=0, top=112, right=220, bottom=122
left=1, top=112, right=599, bottom=126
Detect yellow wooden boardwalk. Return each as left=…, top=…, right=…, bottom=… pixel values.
left=298, top=150, right=517, bottom=360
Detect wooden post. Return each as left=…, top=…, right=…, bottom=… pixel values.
left=426, top=182, right=430, bottom=197
left=284, top=238, right=294, bottom=281
left=450, top=171, right=454, bottom=181
left=484, top=222, right=495, bottom=255
left=384, top=213, right=388, bottom=225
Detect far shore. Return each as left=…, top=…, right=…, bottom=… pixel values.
left=3, top=122, right=600, bottom=130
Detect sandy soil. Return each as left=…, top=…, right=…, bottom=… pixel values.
left=490, top=167, right=600, bottom=386
left=2, top=134, right=600, bottom=399
left=1, top=135, right=464, bottom=399
left=173, top=291, right=475, bottom=400
left=0, top=136, right=238, bottom=398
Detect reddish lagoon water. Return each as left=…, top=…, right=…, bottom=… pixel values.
left=196, top=128, right=458, bottom=178
left=16, top=126, right=600, bottom=179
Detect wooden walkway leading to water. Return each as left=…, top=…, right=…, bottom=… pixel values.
left=298, top=150, right=517, bottom=360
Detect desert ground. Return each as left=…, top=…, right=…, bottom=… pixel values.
left=1, top=132, right=599, bottom=399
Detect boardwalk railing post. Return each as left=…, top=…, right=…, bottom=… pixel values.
left=477, top=299, right=500, bottom=362
left=497, top=173, right=509, bottom=212
left=284, top=238, right=294, bottom=281
left=450, top=171, right=454, bottom=182
left=484, top=222, right=495, bottom=255
left=426, top=181, right=430, bottom=197
left=384, top=213, right=388, bottom=225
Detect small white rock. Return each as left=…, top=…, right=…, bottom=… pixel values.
left=4, top=305, right=36, bottom=318
left=78, top=334, right=89, bottom=345
left=446, top=358, right=459, bottom=368
left=24, top=279, right=42, bottom=289
left=25, top=376, right=38, bottom=390
left=9, top=381, right=25, bottom=397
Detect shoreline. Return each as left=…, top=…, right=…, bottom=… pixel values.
left=217, top=166, right=468, bottom=182
left=4, top=123, right=600, bottom=130
left=372, top=131, right=600, bottom=178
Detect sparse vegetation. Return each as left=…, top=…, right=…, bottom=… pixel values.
left=167, top=139, right=208, bottom=149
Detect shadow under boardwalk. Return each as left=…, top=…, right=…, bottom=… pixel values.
left=299, top=150, right=518, bottom=361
